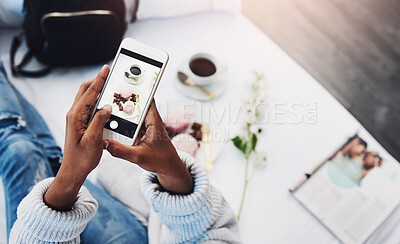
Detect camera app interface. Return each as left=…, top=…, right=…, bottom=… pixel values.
left=97, top=48, right=162, bottom=138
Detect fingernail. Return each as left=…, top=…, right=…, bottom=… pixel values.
left=102, top=64, right=108, bottom=70
left=104, top=140, right=109, bottom=149
left=103, top=104, right=112, bottom=113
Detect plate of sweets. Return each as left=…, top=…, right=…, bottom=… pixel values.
left=112, top=86, right=141, bottom=120
left=159, top=100, right=229, bottom=168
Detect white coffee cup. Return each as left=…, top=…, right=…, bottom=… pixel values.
left=124, top=64, right=145, bottom=84
left=187, top=53, right=226, bottom=86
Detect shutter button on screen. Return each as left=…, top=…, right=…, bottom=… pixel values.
left=110, top=120, right=118, bottom=130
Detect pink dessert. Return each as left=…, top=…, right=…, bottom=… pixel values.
left=164, top=107, right=192, bottom=132
left=123, top=101, right=135, bottom=114
left=121, top=88, right=133, bottom=99
left=171, top=133, right=199, bottom=157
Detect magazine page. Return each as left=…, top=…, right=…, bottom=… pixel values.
left=292, top=134, right=400, bottom=244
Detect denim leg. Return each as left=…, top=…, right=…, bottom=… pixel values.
left=0, top=127, right=54, bottom=239
left=0, top=62, right=55, bottom=238
left=82, top=181, right=149, bottom=244
left=0, top=63, right=24, bottom=124
left=0, top=62, right=62, bottom=174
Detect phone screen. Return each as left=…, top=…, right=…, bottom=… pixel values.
left=96, top=48, right=163, bottom=138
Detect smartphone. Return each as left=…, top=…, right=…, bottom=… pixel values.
left=91, top=38, right=169, bottom=145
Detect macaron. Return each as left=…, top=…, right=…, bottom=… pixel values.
left=123, top=101, right=135, bottom=114
left=171, top=133, right=199, bottom=157
left=121, top=88, right=133, bottom=99
left=164, top=107, right=192, bottom=132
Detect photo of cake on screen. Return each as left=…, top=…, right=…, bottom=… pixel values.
left=97, top=48, right=162, bottom=138
left=291, top=134, right=400, bottom=244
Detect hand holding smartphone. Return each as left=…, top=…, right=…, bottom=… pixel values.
left=90, top=39, right=193, bottom=194
left=104, top=101, right=194, bottom=195
left=91, top=38, right=169, bottom=145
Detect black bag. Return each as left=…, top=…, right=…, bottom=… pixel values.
left=10, top=0, right=127, bottom=77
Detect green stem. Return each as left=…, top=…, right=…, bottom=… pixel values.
left=248, top=166, right=257, bottom=182
left=237, top=156, right=250, bottom=220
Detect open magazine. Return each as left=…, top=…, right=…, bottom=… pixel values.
left=290, top=134, right=400, bottom=244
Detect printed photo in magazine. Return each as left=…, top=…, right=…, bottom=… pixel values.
left=291, top=134, right=400, bottom=244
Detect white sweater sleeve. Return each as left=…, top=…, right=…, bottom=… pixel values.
left=141, top=151, right=242, bottom=243
left=9, top=178, right=98, bottom=244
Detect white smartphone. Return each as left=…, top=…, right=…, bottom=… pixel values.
left=91, top=38, right=169, bottom=145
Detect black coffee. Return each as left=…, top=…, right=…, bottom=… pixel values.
left=130, top=66, right=141, bottom=75
left=189, top=57, right=216, bottom=77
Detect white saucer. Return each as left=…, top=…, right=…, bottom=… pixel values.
left=175, top=61, right=228, bottom=101
left=124, top=67, right=145, bottom=85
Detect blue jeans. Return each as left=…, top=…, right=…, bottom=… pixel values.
left=0, top=63, right=148, bottom=243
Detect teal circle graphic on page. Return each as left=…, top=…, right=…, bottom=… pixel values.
left=327, top=160, right=361, bottom=188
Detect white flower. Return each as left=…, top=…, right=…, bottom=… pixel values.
left=242, top=98, right=252, bottom=107
left=246, top=77, right=257, bottom=90
left=259, top=80, right=267, bottom=89
left=250, top=124, right=266, bottom=136
left=255, top=95, right=267, bottom=121
left=254, top=151, right=267, bottom=169
left=244, top=106, right=257, bottom=124
left=256, top=97, right=266, bottom=106
left=255, top=106, right=267, bottom=122
left=257, top=91, right=267, bottom=101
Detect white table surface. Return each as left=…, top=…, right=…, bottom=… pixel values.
left=1, top=13, right=399, bottom=244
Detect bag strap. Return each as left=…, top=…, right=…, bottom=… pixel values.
left=10, top=32, right=51, bottom=78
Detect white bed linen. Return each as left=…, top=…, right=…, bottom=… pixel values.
left=0, top=13, right=399, bottom=244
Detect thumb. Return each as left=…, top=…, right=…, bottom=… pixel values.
left=87, top=105, right=112, bottom=139
left=105, top=139, right=144, bottom=164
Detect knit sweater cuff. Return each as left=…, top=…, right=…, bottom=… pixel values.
left=9, top=177, right=98, bottom=243
left=140, top=151, right=209, bottom=216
